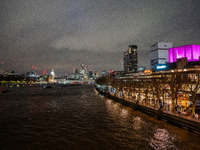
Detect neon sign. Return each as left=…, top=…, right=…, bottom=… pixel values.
left=156, top=65, right=167, bottom=69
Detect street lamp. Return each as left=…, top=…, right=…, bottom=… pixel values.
left=35, top=67, right=37, bottom=74
left=1, top=62, right=3, bottom=75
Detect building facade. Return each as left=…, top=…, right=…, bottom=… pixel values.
left=169, top=45, right=200, bottom=63
left=153, top=44, right=200, bottom=72
left=124, top=45, right=138, bottom=72
left=150, top=42, right=173, bottom=70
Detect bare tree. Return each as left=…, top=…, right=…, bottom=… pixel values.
left=125, top=79, right=130, bottom=100
left=129, top=80, right=137, bottom=101
left=97, top=76, right=109, bottom=85
left=149, top=77, right=161, bottom=108
left=183, top=71, right=200, bottom=114
left=95, top=75, right=111, bottom=92
left=142, top=78, right=151, bottom=105
left=114, top=79, right=125, bottom=98
left=159, top=77, right=169, bottom=109
left=165, top=72, right=182, bottom=110
left=135, top=79, right=143, bottom=103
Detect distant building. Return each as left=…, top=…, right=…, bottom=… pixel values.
left=114, top=71, right=126, bottom=76
left=50, top=69, right=55, bottom=78
left=74, top=69, right=79, bottom=75
left=5, top=69, right=8, bottom=76
left=89, top=70, right=93, bottom=78
left=137, top=66, right=146, bottom=72
left=124, top=45, right=138, bottom=72
left=101, top=70, right=106, bottom=76
left=150, top=42, right=173, bottom=70
left=29, top=72, right=40, bottom=78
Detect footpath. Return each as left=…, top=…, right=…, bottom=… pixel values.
left=122, top=95, right=199, bottom=123
left=97, top=88, right=200, bottom=133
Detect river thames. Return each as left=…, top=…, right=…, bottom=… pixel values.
left=0, top=85, right=200, bottom=149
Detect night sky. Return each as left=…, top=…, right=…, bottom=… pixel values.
left=1, top=0, right=200, bottom=75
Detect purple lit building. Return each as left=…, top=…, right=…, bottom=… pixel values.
left=169, top=45, right=200, bottom=63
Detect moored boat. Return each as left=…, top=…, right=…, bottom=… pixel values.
left=43, top=85, right=55, bottom=88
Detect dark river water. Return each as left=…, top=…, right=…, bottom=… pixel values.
left=0, top=85, right=200, bottom=150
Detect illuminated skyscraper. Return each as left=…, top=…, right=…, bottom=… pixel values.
left=124, top=45, right=138, bottom=72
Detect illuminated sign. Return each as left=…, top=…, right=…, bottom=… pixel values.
left=144, top=70, right=152, bottom=74
left=144, top=70, right=151, bottom=73
left=156, top=65, right=167, bottom=69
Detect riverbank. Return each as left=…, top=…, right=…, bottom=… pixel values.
left=96, top=87, right=200, bottom=134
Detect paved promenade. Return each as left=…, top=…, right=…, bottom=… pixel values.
left=109, top=93, right=199, bottom=123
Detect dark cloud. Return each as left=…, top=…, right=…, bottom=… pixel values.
left=0, top=0, right=200, bottom=75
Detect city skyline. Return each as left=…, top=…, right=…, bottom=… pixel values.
left=1, top=0, right=200, bottom=75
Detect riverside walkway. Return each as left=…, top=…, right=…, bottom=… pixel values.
left=109, top=92, right=199, bottom=123
left=95, top=88, right=200, bottom=133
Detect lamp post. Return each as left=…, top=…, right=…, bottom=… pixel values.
left=1, top=62, right=3, bottom=75
left=35, top=67, right=37, bottom=74
left=31, top=66, right=34, bottom=74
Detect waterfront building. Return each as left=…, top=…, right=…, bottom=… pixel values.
left=152, top=45, right=200, bottom=111
left=153, top=44, right=200, bottom=72
left=124, top=45, right=138, bottom=72
left=150, top=42, right=173, bottom=70
left=169, top=45, right=200, bottom=63
left=98, top=43, right=200, bottom=114
left=113, top=66, right=200, bottom=113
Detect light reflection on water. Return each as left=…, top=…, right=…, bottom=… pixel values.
left=0, top=85, right=200, bottom=149
left=132, top=117, right=143, bottom=131
left=103, top=94, right=200, bottom=149
left=104, top=97, right=178, bottom=149
left=149, top=128, right=176, bottom=150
